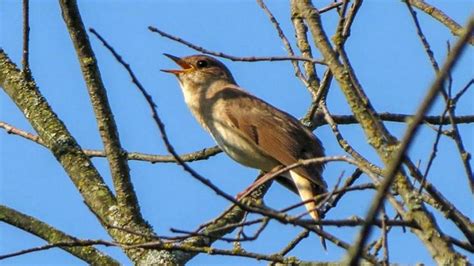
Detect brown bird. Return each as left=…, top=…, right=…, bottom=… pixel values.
left=162, top=54, right=327, bottom=238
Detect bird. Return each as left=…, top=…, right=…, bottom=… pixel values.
left=162, top=54, right=327, bottom=238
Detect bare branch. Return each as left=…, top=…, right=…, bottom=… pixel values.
left=0, top=120, right=221, bottom=163
left=405, top=2, right=440, bottom=71
left=97, top=146, right=222, bottom=163
left=445, top=236, right=474, bottom=253
left=256, top=0, right=314, bottom=97
left=453, top=79, right=473, bottom=103
left=0, top=239, right=116, bottom=261
left=322, top=169, right=364, bottom=214
left=0, top=205, right=119, bottom=265
left=170, top=218, right=269, bottom=243
left=148, top=26, right=325, bottom=65
left=319, top=1, right=344, bottom=14
left=59, top=0, right=143, bottom=220
left=419, top=108, right=448, bottom=192
left=320, top=103, right=382, bottom=175
left=234, top=155, right=379, bottom=202
left=381, top=208, right=390, bottom=266
left=21, top=0, right=31, bottom=78
left=313, top=112, right=474, bottom=126
left=276, top=230, right=310, bottom=257
left=407, top=0, right=474, bottom=45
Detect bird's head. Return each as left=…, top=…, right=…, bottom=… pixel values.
left=161, top=54, right=236, bottom=89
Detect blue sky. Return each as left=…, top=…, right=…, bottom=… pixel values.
left=1, top=0, right=473, bottom=265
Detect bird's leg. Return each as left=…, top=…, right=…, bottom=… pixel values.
left=236, top=172, right=266, bottom=201
left=236, top=166, right=284, bottom=201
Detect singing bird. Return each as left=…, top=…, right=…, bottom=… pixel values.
left=162, top=54, right=327, bottom=228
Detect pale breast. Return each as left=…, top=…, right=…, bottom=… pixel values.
left=208, top=117, right=279, bottom=171
left=181, top=81, right=280, bottom=171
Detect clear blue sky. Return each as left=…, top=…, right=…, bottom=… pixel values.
left=1, top=0, right=473, bottom=265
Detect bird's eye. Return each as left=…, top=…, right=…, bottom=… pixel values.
left=196, top=60, right=209, bottom=68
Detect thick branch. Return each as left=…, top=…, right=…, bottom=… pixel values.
left=58, top=0, right=142, bottom=222
left=0, top=205, right=119, bottom=265
left=407, top=0, right=474, bottom=45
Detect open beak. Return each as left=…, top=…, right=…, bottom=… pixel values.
left=161, top=53, right=193, bottom=74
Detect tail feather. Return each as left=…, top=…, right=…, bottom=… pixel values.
left=289, top=170, right=327, bottom=250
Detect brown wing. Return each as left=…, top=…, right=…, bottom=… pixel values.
left=215, top=86, right=327, bottom=191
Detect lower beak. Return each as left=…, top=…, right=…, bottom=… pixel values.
left=161, top=53, right=193, bottom=74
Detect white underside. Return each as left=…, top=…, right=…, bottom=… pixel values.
left=210, top=119, right=278, bottom=171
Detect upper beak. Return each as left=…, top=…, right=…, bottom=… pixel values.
left=161, top=53, right=193, bottom=74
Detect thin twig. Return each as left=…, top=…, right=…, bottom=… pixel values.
left=0, top=120, right=222, bottom=163
left=320, top=102, right=382, bottom=175
left=445, top=236, right=474, bottom=253
left=320, top=1, right=344, bottom=14
left=406, top=0, right=447, bottom=188
left=148, top=26, right=325, bottom=65
left=453, top=79, right=473, bottom=103
left=323, top=169, right=363, bottom=214
left=21, top=0, right=31, bottom=77
left=171, top=218, right=269, bottom=243
left=256, top=0, right=313, bottom=96
left=405, top=2, right=440, bottom=71
left=291, top=1, right=322, bottom=101
left=418, top=108, right=448, bottom=193
left=234, top=155, right=379, bottom=202
left=61, top=5, right=141, bottom=217
left=276, top=230, right=310, bottom=257
left=0, top=240, right=116, bottom=261
left=381, top=208, right=390, bottom=266
left=314, top=112, right=474, bottom=126
left=280, top=182, right=376, bottom=215
left=407, top=0, right=474, bottom=45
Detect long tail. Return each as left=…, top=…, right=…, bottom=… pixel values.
left=289, top=170, right=327, bottom=250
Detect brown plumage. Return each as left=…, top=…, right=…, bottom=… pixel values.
left=162, top=54, right=327, bottom=247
